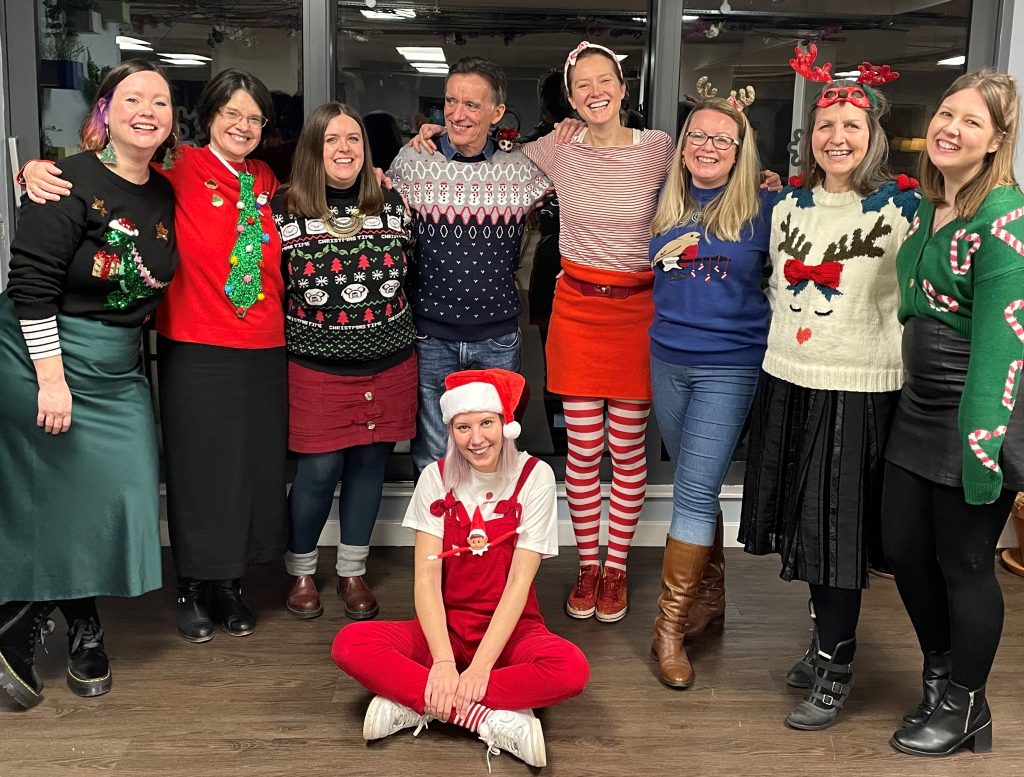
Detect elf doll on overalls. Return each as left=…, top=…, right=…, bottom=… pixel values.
left=332, top=369, right=590, bottom=771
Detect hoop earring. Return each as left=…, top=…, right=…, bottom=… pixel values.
left=98, top=125, right=117, bottom=166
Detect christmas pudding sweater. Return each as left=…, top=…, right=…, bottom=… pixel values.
left=763, top=181, right=920, bottom=392
left=896, top=185, right=1024, bottom=504
left=156, top=146, right=284, bottom=349
left=8, top=152, right=177, bottom=332
left=388, top=135, right=551, bottom=341
left=648, top=186, right=774, bottom=367
left=274, top=185, right=414, bottom=376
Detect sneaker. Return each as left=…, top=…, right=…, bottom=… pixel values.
left=363, top=695, right=432, bottom=740
left=595, top=567, right=628, bottom=622
left=478, top=708, right=546, bottom=769
left=566, top=564, right=600, bottom=619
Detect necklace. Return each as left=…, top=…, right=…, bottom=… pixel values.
left=324, top=209, right=365, bottom=239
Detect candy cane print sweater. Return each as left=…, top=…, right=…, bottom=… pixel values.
left=763, top=181, right=919, bottom=392
left=896, top=185, right=1024, bottom=504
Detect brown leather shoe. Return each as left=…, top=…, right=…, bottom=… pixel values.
left=337, top=576, right=379, bottom=620
left=683, top=512, right=725, bottom=639
left=286, top=575, right=323, bottom=619
left=651, top=537, right=712, bottom=689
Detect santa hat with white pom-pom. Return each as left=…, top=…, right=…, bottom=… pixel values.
left=439, top=368, right=525, bottom=440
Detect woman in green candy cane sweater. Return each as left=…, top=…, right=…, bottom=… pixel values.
left=883, top=70, right=1024, bottom=759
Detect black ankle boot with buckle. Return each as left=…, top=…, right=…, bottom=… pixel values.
left=0, top=601, right=56, bottom=709
left=65, top=615, right=112, bottom=697
left=211, top=579, right=256, bottom=637
left=785, top=636, right=856, bottom=731
left=176, top=577, right=214, bottom=643
left=891, top=680, right=992, bottom=756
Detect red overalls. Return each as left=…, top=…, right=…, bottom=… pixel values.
left=332, top=457, right=589, bottom=714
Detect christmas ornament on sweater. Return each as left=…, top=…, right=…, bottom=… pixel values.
left=93, top=217, right=170, bottom=310
left=223, top=172, right=270, bottom=317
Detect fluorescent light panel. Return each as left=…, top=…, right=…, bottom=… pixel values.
left=118, top=42, right=153, bottom=51
left=682, top=14, right=699, bottom=21
left=116, top=35, right=150, bottom=46
left=362, top=8, right=416, bottom=20
left=159, top=52, right=212, bottom=61
left=396, top=46, right=446, bottom=62
left=833, top=70, right=861, bottom=77
left=938, top=55, right=965, bottom=66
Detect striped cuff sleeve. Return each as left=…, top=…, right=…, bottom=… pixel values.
left=19, top=316, right=62, bottom=360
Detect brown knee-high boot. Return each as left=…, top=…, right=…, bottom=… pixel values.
left=683, top=511, right=725, bottom=639
left=651, top=537, right=713, bottom=689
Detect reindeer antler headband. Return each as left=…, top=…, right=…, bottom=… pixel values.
left=690, top=76, right=756, bottom=112
left=563, top=41, right=625, bottom=91
left=789, top=44, right=899, bottom=110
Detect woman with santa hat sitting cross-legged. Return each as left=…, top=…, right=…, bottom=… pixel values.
left=332, top=368, right=590, bottom=770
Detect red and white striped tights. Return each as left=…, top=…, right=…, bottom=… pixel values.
left=562, top=398, right=649, bottom=572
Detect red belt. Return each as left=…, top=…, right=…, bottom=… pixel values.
left=560, top=275, right=652, bottom=299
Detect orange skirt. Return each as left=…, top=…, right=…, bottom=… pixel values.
left=545, top=260, right=654, bottom=401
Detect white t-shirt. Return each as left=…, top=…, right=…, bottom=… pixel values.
left=402, top=452, right=559, bottom=558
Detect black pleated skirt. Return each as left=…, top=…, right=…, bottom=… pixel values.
left=738, top=372, right=900, bottom=589
left=158, top=337, right=288, bottom=579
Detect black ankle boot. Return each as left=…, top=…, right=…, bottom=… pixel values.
left=0, top=601, right=56, bottom=709
left=211, top=579, right=256, bottom=637
left=786, top=599, right=816, bottom=689
left=891, top=681, right=992, bottom=756
left=901, top=651, right=952, bottom=727
left=176, top=577, right=214, bottom=643
left=785, top=636, right=856, bottom=731
left=65, top=615, right=112, bottom=697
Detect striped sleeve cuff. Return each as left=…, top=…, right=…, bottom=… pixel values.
left=19, top=316, right=62, bottom=360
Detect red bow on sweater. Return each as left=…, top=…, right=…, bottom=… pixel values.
left=784, top=259, right=844, bottom=292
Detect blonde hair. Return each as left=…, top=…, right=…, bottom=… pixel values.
left=441, top=417, right=521, bottom=493
left=918, top=69, right=1021, bottom=220
left=651, top=100, right=762, bottom=242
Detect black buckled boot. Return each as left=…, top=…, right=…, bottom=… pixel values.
left=891, top=680, right=992, bottom=756
left=176, top=577, right=214, bottom=643
left=211, top=579, right=256, bottom=637
left=901, top=651, right=952, bottom=727
left=65, top=614, right=112, bottom=697
left=0, top=601, right=56, bottom=709
left=786, top=599, right=817, bottom=689
left=785, top=636, right=856, bottom=731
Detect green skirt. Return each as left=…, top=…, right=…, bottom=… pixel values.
left=0, top=294, right=162, bottom=601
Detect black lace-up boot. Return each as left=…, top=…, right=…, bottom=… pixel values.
left=0, top=601, right=56, bottom=709
left=61, top=601, right=112, bottom=697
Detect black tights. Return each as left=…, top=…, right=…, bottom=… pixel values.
left=809, top=584, right=862, bottom=655
left=57, top=597, right=99, bottom=623
left=881, top=462, right=1015, bottom=690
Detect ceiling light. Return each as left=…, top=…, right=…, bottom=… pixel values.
left=362, top=8, right=416, bottom=20
left=158, top=53, right=213, bottom=61
left=160, top=58, right=206, bottom=66
left=833, top=70, right=861, bottom=78
left=616, top=54, right=628, bottom=62
left=118, top=42, right=154, bottom=51
left=632, top=16, right=646, bottom=22
left=116, top=35, right=150, bottom=47
left=938, top=55, right=965, bottom=66
left=397, top=46, right=446, bottom=62
left=682, top=15, right=699, bottom=21
left=410, top=61, right=448, bottom=70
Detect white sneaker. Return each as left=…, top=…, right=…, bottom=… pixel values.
left=478, top=708, right=546, bottom=770
left=362, top=695, right=432, bottom=741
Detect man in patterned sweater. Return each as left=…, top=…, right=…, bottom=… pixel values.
left=388, top=57, right=551, bottom=474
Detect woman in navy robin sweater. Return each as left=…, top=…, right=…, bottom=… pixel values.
left=647, top=92, right=772, bottom=690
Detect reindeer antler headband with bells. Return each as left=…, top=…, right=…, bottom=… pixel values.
left=691, top=75, right=756, bottom=112
left=789, top=43, right=899, bottom=110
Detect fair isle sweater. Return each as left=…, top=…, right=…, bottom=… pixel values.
left=897, top=185, right=1024, bottom=504
left=763, top=181, right=920, bottom=392
left=387, top=135, right=551, bottom=341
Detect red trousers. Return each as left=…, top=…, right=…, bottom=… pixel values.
left=332, top=618, right=590, bottom=714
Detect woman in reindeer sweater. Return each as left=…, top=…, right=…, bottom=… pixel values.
left=738, top=47, right=920, bottom=731
left=883, top=70, right=1024, bottom=758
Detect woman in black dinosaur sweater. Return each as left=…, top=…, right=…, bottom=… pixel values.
left=0, top=60, right=179, bottom=708
left=273, top=103, right=415, bottom=620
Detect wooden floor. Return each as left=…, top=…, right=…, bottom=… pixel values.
left=3, top=547, right=1024, bottom=777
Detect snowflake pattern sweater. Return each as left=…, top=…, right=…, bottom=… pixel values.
left=648, top=186, right=774, bottom=366
left=387, top=135, right=551, bottom=341
left=274, top=185, right=414, bottom=375
left=896, top=185, right=1024, bottom=504
left=763, top=181, right=920, bottom=392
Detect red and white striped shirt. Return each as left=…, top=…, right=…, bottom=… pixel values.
left=523, top=128, right=674, bottom=272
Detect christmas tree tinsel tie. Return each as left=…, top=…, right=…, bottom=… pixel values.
left=224, top=171, right=268, bottom=317
left=103, top=221, right=160, bottom=310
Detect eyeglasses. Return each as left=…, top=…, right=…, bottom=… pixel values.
left=685, top=131, right=740, bottom=150
left=218, top=107, right=268, bottom=129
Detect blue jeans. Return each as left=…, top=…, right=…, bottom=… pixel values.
left=410, top=330, right=521, bottom=475
left=650, top=356, right=760, bottom=546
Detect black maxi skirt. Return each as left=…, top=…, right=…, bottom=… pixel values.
left=738, top=372, right=900, bottom=590
left=158, top=337, right=288, bottom=579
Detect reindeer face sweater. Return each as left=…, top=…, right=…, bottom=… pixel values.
left=896, top=185, right=1024, bottom=505
left=764, top=182, right=919, bottom=392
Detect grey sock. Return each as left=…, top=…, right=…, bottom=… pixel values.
left=337, top=543, right=370, bottom=577
left=284, top=549, right=318, bottom=577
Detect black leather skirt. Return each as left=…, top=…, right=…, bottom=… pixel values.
left=886, top=316, right=1024, bottom=489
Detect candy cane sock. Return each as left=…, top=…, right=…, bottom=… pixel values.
left=451, top=702, right=494, bottom=732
